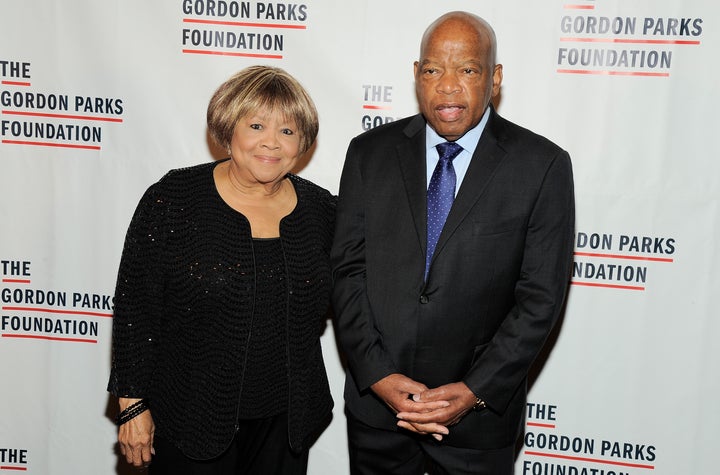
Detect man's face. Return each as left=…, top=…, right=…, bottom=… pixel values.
left=414, top=20, right=502, bottom=142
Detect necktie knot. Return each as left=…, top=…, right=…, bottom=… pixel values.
left=436, top=141, right=463, bottom=162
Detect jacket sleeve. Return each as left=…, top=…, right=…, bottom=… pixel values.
left=331, top=138, right=398, bottom=391
left=107, top=181, right=169, bottom=398
left=463, top=150, right=575, bottom=413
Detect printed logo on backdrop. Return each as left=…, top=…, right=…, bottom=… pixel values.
left=557, top=0, right=703, bottom=77
left=571, top=232, right=675, bottom=291
left=181, top=1, right=309, bottom=59
left=521, top=402, right=658, bottom=475
left=360, top=84, right=400, bottom=132
left=0, top=260, right=113, bottom=344
left=0, top=60, right=124, bottom=151
left=0, top=447, right=28, bottom=472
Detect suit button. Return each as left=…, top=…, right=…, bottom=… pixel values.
left=419, top=295, right=429, bottom=304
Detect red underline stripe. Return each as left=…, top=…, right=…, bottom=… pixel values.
left=574, top=251, right=673, bottom=262
left=1, top=333, right=97, bottom=344
left=183, top=18, right=306, bottom=29
left=363, top=105, right=392, bottom=110
left=1, top=140, right=101, bottom=150
left=1, top=81, right=31, bottom=86
left=525, top=450, right=655, bottom=469
left=560, top=37, right=700, bottom=45
left=571, top=281, right=645, bottom=291
left=2, top=109, right=123, bottom=122
left=0, top=466, right=28, bottom=471
left=557, top=69, right=669, bottom=77
left=2, top=306, right=112, bottom=318
left=527, top=422, right=556, bottom=428
left=2, top=279, right=31, bottom=284
left=182, top=49, right=283, bottom=59
left=564, top=5, right=595, bottom=9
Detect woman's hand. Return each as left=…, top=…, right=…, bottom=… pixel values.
left=117, top=398, right=155, bottom=468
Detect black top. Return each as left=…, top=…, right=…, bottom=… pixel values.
left=108, top=159, right=335, bottom=459
left=238, top=238, right=288, bottom=419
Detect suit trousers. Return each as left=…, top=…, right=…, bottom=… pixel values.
left=148, top=413, right=308, bottom=475
left=347, top=410, right=515, bottom=475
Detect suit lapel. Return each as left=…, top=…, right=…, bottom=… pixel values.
left=433, top=108, right=508, bottom=261
left=396, top=115, right=429, bottom=256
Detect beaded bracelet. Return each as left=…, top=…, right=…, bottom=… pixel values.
left=115, top=399, right=149, bottom=426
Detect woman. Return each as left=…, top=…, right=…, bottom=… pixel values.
left=107, top=66, right=334, bottom=474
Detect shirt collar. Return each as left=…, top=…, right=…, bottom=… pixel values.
left=425, top=106, right=491, bottom=156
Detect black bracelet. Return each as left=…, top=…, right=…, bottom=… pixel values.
left=115, top=399, right=149, bottom=426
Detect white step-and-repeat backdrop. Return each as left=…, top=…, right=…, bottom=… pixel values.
left=1, top=1, right=718, bottom=473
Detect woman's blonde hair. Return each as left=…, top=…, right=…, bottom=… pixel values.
left=207, top=65, right=319, bottom=154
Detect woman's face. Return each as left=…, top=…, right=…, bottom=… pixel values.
left=229, top=108, right=301, bottom=185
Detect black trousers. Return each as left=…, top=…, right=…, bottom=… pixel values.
left=347, top=410, right=515, bottom=475
left=149, top=413, right=308, bottom=475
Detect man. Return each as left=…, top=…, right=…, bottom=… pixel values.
left=331, top=11, right=575, bottom=475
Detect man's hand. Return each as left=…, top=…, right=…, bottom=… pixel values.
left=371, top=373, right=451, bottom=440
left=395, top=382, right=478, bottom=437
left=117, top=398, right=155, bottom=468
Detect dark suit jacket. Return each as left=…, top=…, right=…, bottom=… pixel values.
left=331, top=107, right=575, bottom=449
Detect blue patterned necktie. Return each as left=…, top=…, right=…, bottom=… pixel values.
left=425, top=141, right=463, bottom=278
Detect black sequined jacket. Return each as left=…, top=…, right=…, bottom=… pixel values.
left=107, top=160, right=334, bottom=459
